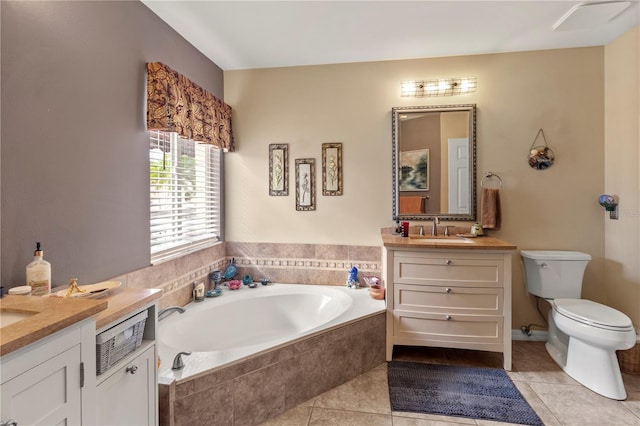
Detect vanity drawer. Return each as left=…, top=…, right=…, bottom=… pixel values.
left=394, top=311, right=503, bottom=345
left=394, top=284, right=503, bottom=315
left=394, top=253, right=503, bottom=287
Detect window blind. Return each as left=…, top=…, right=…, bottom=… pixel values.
left=149, top=130, right=222, bottom=264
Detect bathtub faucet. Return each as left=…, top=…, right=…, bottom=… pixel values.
left=158, top=306, right=186, bottom=321
left=172, top=351, right=191, bottom=371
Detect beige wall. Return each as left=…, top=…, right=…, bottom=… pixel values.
left=224, top=47, right=606, bottom=329
left=604, top=26, right=640, bottom=327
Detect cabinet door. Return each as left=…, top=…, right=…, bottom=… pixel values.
left=96, top=345, right=156, bottom=426
left=1, top=345, right=81, bottom=425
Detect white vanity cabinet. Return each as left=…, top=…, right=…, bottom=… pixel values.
left=94, top=302, right=158, bottom=426
left=0, top=318, right=97, bottom=426
left=383, top=247, right=513, bottom=370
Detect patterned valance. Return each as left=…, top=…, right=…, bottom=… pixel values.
left=146, top=62, right=234, bottom=152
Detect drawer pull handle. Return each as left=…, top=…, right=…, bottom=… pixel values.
left=126, top=365, right=138, bottom=375
left=445, top=315, right=452, bottom=320
left=445, top=288, right=452, bottom=293
left=445, top=260, right=452, bottom=265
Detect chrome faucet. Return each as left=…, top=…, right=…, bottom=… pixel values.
left=431, top=217, right=440, bottom=236
left=419, top=226, right=424, bottom=236
left=158, top=306, right=186, bottom=321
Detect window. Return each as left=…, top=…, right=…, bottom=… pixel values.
left=149, top=130, right=222, bottom=263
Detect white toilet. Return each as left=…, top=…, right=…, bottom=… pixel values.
left=521, top=250, right=636, bottom=400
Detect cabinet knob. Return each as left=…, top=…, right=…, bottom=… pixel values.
left=126, top=365, right=138, bottom=375
left=1, top=420, right=18, bottom=426
left=445, top=288, right=452, bottom=293
left=445, top=260, right=452, bottom=265
left=445, top=315, right=452, bottom=320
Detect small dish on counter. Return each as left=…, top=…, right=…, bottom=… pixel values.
left=206, top=289, right=222, bottom=297
left=227, top=280, right=242, bottom=290
left=50, top=281, right=121, bottom=299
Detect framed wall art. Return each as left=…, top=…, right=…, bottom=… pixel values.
left=322, top=142, right=343, bottom=196
left=295, top=158, right=315, bottom=211
left=399, top=148, right=429, bottom=191
left=269, top=143, right=288, bottom=196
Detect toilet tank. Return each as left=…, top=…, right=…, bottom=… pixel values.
left=521, top=250, right=591, bottom=298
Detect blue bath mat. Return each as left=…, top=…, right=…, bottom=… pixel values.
left=388, top=361, right=543, bottom=426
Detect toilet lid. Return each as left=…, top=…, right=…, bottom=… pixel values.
left=554, top=299, right=633, bottom=330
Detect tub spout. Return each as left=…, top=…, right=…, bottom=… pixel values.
left=159, top=306, right=185, bottom=321
left=172, top=351, right=192, bottom=371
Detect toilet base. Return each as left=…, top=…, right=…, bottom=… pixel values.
left=546, top=312, right=629, bottom=400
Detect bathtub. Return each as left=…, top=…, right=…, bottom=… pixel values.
left=157, top=283, right=385, bottom=381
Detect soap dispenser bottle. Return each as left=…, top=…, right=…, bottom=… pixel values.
left=26, top=242, right=51, bottom=296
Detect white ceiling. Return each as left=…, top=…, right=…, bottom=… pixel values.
left=142, top=1, right=640, bottom=71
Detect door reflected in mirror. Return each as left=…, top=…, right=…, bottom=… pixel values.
left=392, top=104, right=476, bottom=221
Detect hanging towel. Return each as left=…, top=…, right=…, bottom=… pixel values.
left=399, top=196, right=423, bottom=214
left=481, top=188, right=501, bottom=230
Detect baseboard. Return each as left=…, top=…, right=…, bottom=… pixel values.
left=512, top=329, right=548, bottom=342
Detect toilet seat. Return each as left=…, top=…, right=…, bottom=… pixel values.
left=553, top=298, right=634, bottom=331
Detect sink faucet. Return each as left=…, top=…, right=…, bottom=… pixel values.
left=419, top=226, right=424, bottom=236
left=431, top=217, right=440, bottom=236
left=158, top=306, right=186, bottom=321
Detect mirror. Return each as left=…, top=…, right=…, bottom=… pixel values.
left=392, top=104, right=476, bottom=221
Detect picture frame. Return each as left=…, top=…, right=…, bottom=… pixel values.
left=322, top=142, right=343, bottom=196
left=399, top=149, right=429, bottom=191
left=295, top=158, right=315, bottom=211
left=269, top=144, right=288, bottom=196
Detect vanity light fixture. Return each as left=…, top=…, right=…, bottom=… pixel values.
left=400, top=77, right=477, bottom=97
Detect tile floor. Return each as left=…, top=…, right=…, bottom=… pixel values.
left=262, top=342, right=640, bottom=425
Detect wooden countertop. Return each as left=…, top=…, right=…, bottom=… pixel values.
left=381, top=233, right=517, bottom=250
left=92, top=287, right=161, bottom=331
left=0, top=295, right=107, bottom=356
left=1, top=287, right=162, bottom=357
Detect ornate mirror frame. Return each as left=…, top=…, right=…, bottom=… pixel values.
left=392, top=104, right=477, bottom=221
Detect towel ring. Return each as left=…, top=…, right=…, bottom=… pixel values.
left=481, top=172, right=503, bottom=189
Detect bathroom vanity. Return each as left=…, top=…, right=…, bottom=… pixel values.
left=382, top=233, right=516, bottom=370
left=0, top=296, right=107, bottom=425
left=0, top=287, right=161, bottom=426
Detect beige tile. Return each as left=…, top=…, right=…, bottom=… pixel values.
left=527, top=381, right=640, bottom=425
left=314, top=364, right=391, bottom=414
left=621, top=391, right=640, bottom=419
left=233, top=362, right=287, bottom=426
left=391, top=411, right=475, bottom=424
left=173, top=381, right=233, bottom=426
left=511, top=380, right=561, bottom=426
left=309, top=407, right=392, bottom=426
left=315, top=244, right=349, bottom=260
left=511, top=342, right=579, bottom=385
left=348, top=245, right=382, bottom=262
left=260, top=402, right=313, bottom=426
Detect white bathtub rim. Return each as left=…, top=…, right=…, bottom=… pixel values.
left=158, top=283, right=385, bottom=384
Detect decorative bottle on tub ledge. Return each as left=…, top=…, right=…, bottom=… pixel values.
left=26, top=241, right=51, bottom=296
left=346, top=266, right=360, bottom=288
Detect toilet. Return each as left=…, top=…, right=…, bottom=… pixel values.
left=521, top=250, right=636, bottom=400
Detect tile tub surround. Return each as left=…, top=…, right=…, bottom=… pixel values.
left=226, top=242, right=382, bottom=286
left=159, top=312, right=386, bottom=426
left=108, top=242, right=382, bottom=311
left=109, top=243, right=228, bottom=309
